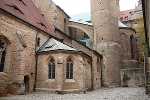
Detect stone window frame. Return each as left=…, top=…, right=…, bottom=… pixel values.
left=0, top=39, right=6, bottom=72
left=66, top=58, right=73, bottom=79
left=48, top=58, right=55, bottom=79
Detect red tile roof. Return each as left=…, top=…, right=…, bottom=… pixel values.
left=118, top=9, right=134, bottom=22
left=0, top=0, right=58, bottom=38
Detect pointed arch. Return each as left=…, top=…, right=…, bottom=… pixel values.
left=130, top=35, right=134, bottom=59
left=48, top=58, right=55, bottom=79
left=0, top=39, right=7, bottom=72
left=120, top=33, right=128, bottom=54
left=66, top=56, right=74, bottom=79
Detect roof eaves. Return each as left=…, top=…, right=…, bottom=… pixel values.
left=37, top=49, right=92, bottom=59
left=93, top=50, right=103, bottom=58
left=119, top=27, right=136, bottom=33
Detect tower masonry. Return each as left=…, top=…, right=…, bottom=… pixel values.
left=91, top=0, right=121, bottom=87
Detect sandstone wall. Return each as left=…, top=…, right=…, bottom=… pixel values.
left=121, top=68, right=145, bottom=87
left=119, top=28, right=138, bottom=69
left=36, top=52, right=92, bottom=93
left=0, top=10, right=50, bottom=93
left=33, top=0, right=70, bottom=34
left=91, top=0, right=121, bottom=87
left=92, top=53, right=102, bottom=89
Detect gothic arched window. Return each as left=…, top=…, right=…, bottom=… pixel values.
left=48, top=58, right=55, bottom=79
left=0, top=39, right=6, bottom=72
left=66, top=58, right=73, bottom=79
left=130, top=35, right=134, bottom=59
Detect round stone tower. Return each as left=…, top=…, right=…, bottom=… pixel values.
left=91, top=0, right=121, bottom=87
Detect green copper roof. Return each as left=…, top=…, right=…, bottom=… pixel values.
left=69, top=12, right=128, bottom=28
left=78, top=38, right=92, bottom=49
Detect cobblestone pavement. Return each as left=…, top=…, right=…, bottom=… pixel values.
left=0, top=87, right=150, bottom=100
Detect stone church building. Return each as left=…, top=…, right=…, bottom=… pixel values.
left=0, top=0, right=139, bottom=94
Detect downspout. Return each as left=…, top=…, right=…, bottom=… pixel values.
left=91, top=52, right=94, bottom=90
left=100, top=56, right=103, bottom=87
left=34, top=29, right=40, bottom=91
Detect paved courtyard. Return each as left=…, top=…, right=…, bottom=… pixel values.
left=0, top=87, right=150, bottom=100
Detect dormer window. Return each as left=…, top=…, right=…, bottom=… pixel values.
left=18, top=0, right=27, bottom=6
left=125, top=16, right=128, bottom=20
left=37, top=22, right=47, bottom=28
left=129, top=11, right=133, bottom=15
left=120, top=17, right=123, bottom=20
left=6, top=4, right=24, bottom=15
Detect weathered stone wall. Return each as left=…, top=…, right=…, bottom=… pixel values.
left=119, top=28, right=138, bottom=69
left=91, top=0, right=121, bottom=87
left=36, top=52, right=92, bottom=93
left=33, top=0, right=56, bottom=30
left=121, top=68, right=145, bottom=87
left=92, top=53, right=102, bottom=89
left=0, top=10, right=50, bottom=93
left=0, top=73, right=9, bottom=94
left=33, top=0, right=70, bottom=34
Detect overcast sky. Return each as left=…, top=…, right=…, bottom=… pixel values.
left=52, top=0, right=139, bottom=16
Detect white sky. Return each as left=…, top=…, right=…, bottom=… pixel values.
left=52, top=0, right=139, bottom=16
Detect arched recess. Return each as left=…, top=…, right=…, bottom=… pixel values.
left=68, top=26, right=93, bottom=49
left=130, top=35, right=135, bottom=59
left=119, top=33, right=128, bottom=57
left=46, top=55, right=56, bottom=79
left=66, top=55, right=75, bottom=79
left=0, top=35, right=11, bottom=44
left=24, top=76, right=29, bottom=93
left=0, top=34, right=11, bottom=72
left=46, top=55, right=55, bottom=65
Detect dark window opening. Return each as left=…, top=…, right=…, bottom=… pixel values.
left=64, top=18, right=67, bottom=32
left=120, top=17, right=123, bottom=20
left=6, top=4, right=24, bottom=15
left=130, top=35, right=134, bottom=59
left=37, top=37, right=40, bottom=47
left=66, top=58, right=73, bottom=79
left=125, top=16, right=128, bottom=20
left=48, top=58, right=55, bottom=79
left=37, top=22, right=47, bottom=28
left=0, top=39, right=6, bottom=72
left=97, top=58, right=100, bottom=73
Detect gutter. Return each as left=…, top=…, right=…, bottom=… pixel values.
left=91, top=52, right=94, bottom=90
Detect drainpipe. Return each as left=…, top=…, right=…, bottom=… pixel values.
left=91, top=52, right=94, bottom=90
left=34, top=29, right=40, bottom=91
left=100, top=57, right=103, bottom=87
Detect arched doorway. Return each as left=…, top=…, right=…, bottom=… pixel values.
left=24, top=76, right=29, bottom=93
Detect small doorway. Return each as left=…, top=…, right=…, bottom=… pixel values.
left=24, top=76, right=29, bottom=93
